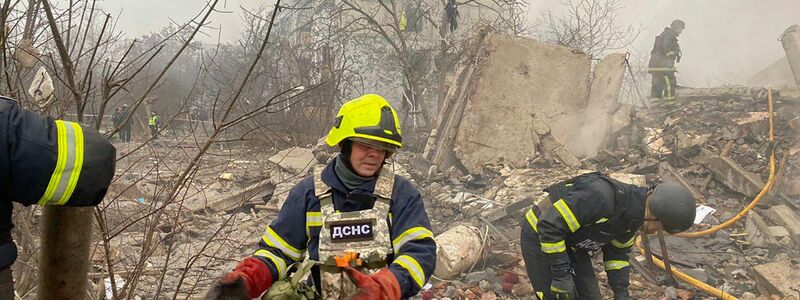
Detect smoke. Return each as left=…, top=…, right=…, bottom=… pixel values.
left=529, top=0, right=800, bottom=88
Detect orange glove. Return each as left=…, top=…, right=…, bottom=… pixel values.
left=205, top=257, right=273, bottom=300
left=343, top=267, right=402, bottom=300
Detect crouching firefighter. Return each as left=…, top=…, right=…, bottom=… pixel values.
left=519, top=172, right=696, bottom=300
left=205, top=94, right=436, bottom=300
left=0, top=97, right=116, bottom=297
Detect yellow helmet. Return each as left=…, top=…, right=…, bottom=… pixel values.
left=325, top=94, right=402, bottom=151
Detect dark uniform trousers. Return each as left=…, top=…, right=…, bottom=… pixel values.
left=520, top=213, right=602, bottom=300
left=651, top=72, right=677, bottom=101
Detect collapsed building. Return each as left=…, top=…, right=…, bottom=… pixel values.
left=49, top=26, right=800, bottom=300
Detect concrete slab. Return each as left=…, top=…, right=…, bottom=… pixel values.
left=702, top=155, right=764, bottom=197
left=268, top=147, right=315, bottom=175
left=451, top=33, right=591, bottom=173
left=575, top=53, right=627, bottom=157
left=752, top=260, right=800, bottom=297
left=744, top=212, right=778, bottom=247
left=780, top=24, right=800, bottom=87
left=765, top=205, right=800, bottom=246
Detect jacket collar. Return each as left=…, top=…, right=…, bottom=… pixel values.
left=321, top=158, right=378, bottom=195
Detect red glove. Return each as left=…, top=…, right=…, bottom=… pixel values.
left=344, top=267, right=402, bottom=300
left=205, top=257, right=273, bottom=300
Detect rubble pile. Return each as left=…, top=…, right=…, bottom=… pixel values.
left=56, top=29, right=800, bottom=300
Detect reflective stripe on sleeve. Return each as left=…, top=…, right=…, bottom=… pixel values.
left=525, top=208, right=539, bottom=232
left=393, top=255, right=426, bottom=288
left=305, top=211, right=322, bottom=236
left=38, top=120, right=85, bottom=206
left=553, top=199, right=580, bottom=233
left=261, top=226, right=303, bottom=261
left=540, top=240, right=566, bottom=254
left=254, top=249, right=288, bottom=280
left=392, top=227, right=433, bottom=254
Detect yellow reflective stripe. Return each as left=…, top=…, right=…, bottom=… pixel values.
left=254, top=249, right=288, bottom=280
left=610, top=236, right=635, bottom=248
left=604, top=260, right=630, bottom=271
left=393, top=255, right=425, bottom=288
left=540, top=240, right=566, bottom=254
left=553, top=199, right=580, bottom=232
left=392, top=227, right=433, bottom=254
left=525, top=208, right=539, bottom=232
left=595, top=217, right=609, bottom=224
left=648, top=67, right=677, bottom=72
left=536, top=291, right=544, bottom=299
left=262, top=226, right=302, bottom=261
left=38, top=121, right=85, bottom=206
left=305, top=211, right=322, bottom=236
left=664, top=75, right=673, bottom=100
left=58, top=122, right=84, bottom=205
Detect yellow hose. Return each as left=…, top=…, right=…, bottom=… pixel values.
left=634, top=88, right=778, bottom=299
left=676, top=87, right=777, bottom=238
left=635, top=237, right=739, bottom=300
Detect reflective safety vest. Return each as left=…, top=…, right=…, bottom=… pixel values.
left=148, top=115, right=158, bottom=126
left=313, top=165, right=394, bottom=299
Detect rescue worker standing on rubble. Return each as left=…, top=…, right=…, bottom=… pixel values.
left=206, top=94, right=436, bottom=300
left=0, top=96, right=116, bottom=297
left=648, top=19, right=685, bottom=104
left=520, top=172, right=696, bottom=300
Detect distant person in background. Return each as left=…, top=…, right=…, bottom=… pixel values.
left=111, top=107, right=123, bottom=141
left=148, top=111, right=160, bottom=140
left=120, top=104, right=132, bottom=142
left=648, top=19, right=685, bottom=104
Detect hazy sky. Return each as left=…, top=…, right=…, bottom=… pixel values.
left=98, top=0, right=800, bottom=88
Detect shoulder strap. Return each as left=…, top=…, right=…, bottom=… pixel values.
left=312, top=165, right=331, bottom=198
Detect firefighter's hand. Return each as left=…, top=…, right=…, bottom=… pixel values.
left=344, top=267, right=402, bottom=300
left=205, top=257, right=273, bottom=300
left=550, top=274, right=577, bottom=300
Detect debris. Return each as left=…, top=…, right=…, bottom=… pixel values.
left=699, top=155, right=765, bottom=197
left=744, top=211, right=779, bottom=247
left=608, top=172, right=646, bottom=186
left=427, top=31, right=626, bottom=173
left=780, top=24, right=800, bottom=86
left=433, top=225, right=483, bottom=279
left=659, top=162, right=706, bottom=203
left=767, top=226, right=790, bottom=239
left=693, top=205, right=717, bottom=224
left=480, top=197, right=532, bottom=223
left=28, top=66, right=54, bottom=106
left=268, top=147, right=315, bottom=174
left=765, top=205, right=800, bottom=245
left=753, top=260, right=800, bottom=297
left=14, top=38, right=39, bottom=68
left=201, top=178, right=275, bottom=213
left=218, top=173, right=233, bottom=181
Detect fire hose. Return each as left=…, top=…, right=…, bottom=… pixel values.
left=634, top=88, right=778, bottom=299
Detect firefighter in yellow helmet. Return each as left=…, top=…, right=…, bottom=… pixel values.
left=206, top=94, right=436, bottom=299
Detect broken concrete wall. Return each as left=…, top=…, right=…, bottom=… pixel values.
left=451, top=33, right=590, bottom=173
left=428, top=31, right=629, bottom=173
left=746, top=57, right=799, bottom=89
left=575, top=53, right=629, bottom=157
left=780, top=24, right=800, bottom=87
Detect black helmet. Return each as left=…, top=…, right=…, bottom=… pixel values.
left=670, top=19, right=686, bottom=30
left=649, top=183, right=695, bottom=234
